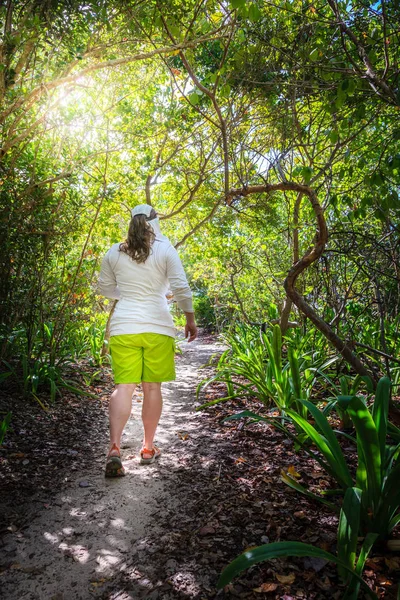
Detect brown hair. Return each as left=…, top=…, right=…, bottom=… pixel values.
left=119, top=208, right=157, bottom=263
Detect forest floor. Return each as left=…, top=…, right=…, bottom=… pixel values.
left=0, top=332, right=398, bottom=600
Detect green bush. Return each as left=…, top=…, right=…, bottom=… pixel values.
left=193, top=294, right=216, bottom=331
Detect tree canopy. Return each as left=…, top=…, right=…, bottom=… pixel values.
left=0, top=0, right=399, bottom=383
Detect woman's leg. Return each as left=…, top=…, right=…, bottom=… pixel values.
left=141, top=381, right=162, bottom=454
left=108, top=383, right=136, bottom=455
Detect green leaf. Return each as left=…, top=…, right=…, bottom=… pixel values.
left=248, top=3, right=262, bottom=21
left=286, top=408, right=351, bottom=489
left=281, top=472, right=337, bottom=510
left=0, top=412, right=12, bottom=445
left=338, top=396, right=381, bottom=512
left=337, top=488, right=362, bottom=580
left=372, top=377, right=391, bottom=466
left=288, top=346, right=302, bottom=400
left=300, top=400, right=353, bottom=487
left=301, top=166, right=313, bottom=183
left=217, top=542, right=378, bottom=599
left=329, top=131, right=339, bottom=143
left=189, top=92, right=200, bottom=105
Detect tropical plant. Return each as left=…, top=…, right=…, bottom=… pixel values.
left=1, top=352, right=97, bottom=408
left=197, top=324, right=338, bottom=417
left=228, top=377, right=399, bottom=541
left=323, top=375, right=374, bottom=429
left=217, top=487, right=378, bottom=600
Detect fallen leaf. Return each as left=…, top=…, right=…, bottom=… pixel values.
left=309, top=471, right=323, bottom=479
left=376, top=574, right=392, bottom=586
left=253, top=582, right=278, bottom=593
left=288, top=465, right=301, bottom=479
left=235, top=457, right=246, bottom=464
left=319, top=542, right=331, bottom=552
left=365, top=558, right=383, bottom=572
left=384, top=556, right=400, bottom=571
left=276, top=572, right=296, bottom=584
left=316, top=575, right=331, bottom=590
left=199, top=525, right=215, bottom=536
left=294, top=510, right=305, bottom=519
left=318, top=479, right=330, bottom=487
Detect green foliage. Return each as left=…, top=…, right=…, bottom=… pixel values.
left=0, top=0, right=399, bottom=419
left=197, top=323, right=337, bottom=414
left=192, top=293, right=216, bottom=331
left=286, top=378, right=400, bottom=540
left=0, top=412, right=12, bottom=446
left=225, top=376, right=399, bottom=546
left=217, top=524, right=378, bottom=599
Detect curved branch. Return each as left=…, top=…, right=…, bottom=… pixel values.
left=227, top=182, right=376, bottom=383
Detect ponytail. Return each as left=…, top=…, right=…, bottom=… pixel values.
left=119, top=208, right=157, bottom=263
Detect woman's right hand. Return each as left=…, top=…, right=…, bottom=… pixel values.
left=184, top=313, right=198, bottom=342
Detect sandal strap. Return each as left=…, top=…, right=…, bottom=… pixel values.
left=108, top=443, right=121, bottom=457
left=141, top=447, right=155, bottom=455
left=141, top=446, right=160, bottom=457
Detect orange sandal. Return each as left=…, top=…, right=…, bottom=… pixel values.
left=140, top=445, right=161, bottom=465
left=105, top=443, right=126, bottom=478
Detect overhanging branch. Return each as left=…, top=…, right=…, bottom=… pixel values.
left=226, top=182, right=376, bottom=382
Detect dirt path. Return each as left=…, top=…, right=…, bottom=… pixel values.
left=3, top=335, right=392, bottom=600
left=0, top=337, right=224, bottom=600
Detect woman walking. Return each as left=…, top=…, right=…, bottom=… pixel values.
left=98, top=204, right=197, bottom=477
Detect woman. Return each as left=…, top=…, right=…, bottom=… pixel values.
left=98, top=204, right=197, bottom=477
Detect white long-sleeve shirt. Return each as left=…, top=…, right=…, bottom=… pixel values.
left=98, top=235, right=194, bottom=338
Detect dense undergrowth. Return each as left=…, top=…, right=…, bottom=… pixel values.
left=195, top=323, right=400, bottom=599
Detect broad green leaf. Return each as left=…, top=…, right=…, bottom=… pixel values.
left=217, top=542, right=378, bottom=599
left=337, top=488, right=362, bottom=580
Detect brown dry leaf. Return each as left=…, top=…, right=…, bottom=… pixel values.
left=9, top=452, right=25, bottom=458
left=294, top=510, right=306, bottom=519
left=318, top=479, right=330, bottom=487
left=365, top=558, right=383, bottom=572
left=309, top=471, right=323, bottom=479
left=384, top=556, right=400, bottom=571
left=253, top=582, right=278, bottom=593
left=319, top=542, right=331, bottom=552
left=235, top=457, right=246, bottom=464
left=316, top=576, right=331, bottom=590
left=287, top=465, right=301, bottom=479
left=376, top=574, right=393, bottom=586
left=276, top=572, right=296, bottom=584
left=199, top=525, right=216, bottom=536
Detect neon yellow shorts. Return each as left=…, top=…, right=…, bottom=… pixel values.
left=109, top=333, right=176, bottom=384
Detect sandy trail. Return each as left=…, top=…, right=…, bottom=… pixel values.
left=1, top=337, right=223, bottom=600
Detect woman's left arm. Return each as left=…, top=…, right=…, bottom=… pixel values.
left=97, top=251, right=121, bottom=300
